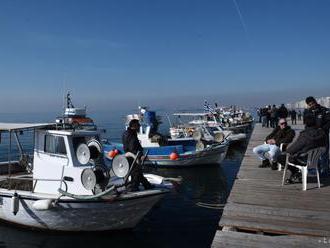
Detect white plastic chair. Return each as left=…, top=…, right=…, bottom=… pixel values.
left=276, top=143, right=288, bottom=171
left=282, top=147, right=326, bottom=191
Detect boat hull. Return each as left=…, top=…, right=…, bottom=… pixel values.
left=223, top=122, right=253, bottom=133
left=144, top=143, right=228, bottom=167
left=0, top=191, right=165, bottom=231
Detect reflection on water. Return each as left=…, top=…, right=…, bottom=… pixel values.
left=0, top=112, right=249, bottom=248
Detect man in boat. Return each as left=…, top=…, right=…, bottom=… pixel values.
left=304, top=96, right=330, bottom=176
left=253, top=118, right=295, bottom=169
left=283, top=114, right=327, bottom=184
left=122, top=119, right=154, bottom=192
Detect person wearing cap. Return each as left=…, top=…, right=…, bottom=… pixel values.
left=122, top=119, right=153, bottom=191
left=304, top=96, right=330, bottom=176
left=253, top=118, right=295, bottom=168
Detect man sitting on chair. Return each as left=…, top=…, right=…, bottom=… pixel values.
left=284, top=114, right=327, bottom=184
left=253, top=118, right=295, bottom=168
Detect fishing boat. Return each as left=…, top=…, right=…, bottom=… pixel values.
left=55, top=92, right=97, bottom=130
left=103, top=107, right=229, bottom=167
left=0, top=122, right=172, bottom=231
left=214, top=107, right=254, bottom=133
left=170, top=112, right=247, bottom=143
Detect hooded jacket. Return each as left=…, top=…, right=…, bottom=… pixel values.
left=286, top=127, right=327, bottom=156
left=122, top=128, right=143, bottom=154
left=265, top=126, right=295, bottom=146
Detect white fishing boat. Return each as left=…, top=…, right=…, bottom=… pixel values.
left=0, top=122, right=172, bottom=231
left=170, top=112, right=247, bottom=143
left=213, top=106, right=254, bottom=133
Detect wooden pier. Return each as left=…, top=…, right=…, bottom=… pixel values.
left=212, top=123, right=330, bottom=247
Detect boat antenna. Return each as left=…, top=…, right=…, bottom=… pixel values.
left=66, top=91, right=74, bottom=108
left=165, top=113, right=173, bottom=127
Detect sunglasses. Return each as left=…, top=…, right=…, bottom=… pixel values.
left=279, top=122, right=287, bottom=125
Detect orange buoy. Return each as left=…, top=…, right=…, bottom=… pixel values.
left=108, top=150, right=117, bottom=159
left=169, top=152, right=179, bottom=160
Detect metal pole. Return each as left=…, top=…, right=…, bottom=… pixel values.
left=14, top=131, right=23, bottom=160
left=8, top=130, right=12, bottom=189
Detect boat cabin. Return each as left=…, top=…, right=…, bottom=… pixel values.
left=0, top=123, right=105, bottom=196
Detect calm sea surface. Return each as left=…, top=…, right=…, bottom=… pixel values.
left=0, top=110, right=249, bottom=248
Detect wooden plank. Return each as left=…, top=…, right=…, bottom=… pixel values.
left=220, top=202, right=330, bottom=236
left=212, top=122, right=330, bottom=247
left=212, top=231, right=324, bottom=248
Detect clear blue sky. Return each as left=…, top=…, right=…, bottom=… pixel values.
left=0, top=0, right=329, bottom=113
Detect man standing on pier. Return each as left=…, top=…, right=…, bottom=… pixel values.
left=304, top=96, right=330, bottom=176
left=253, top=118, right=295, bottom=168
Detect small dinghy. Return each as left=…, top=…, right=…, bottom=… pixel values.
left=0, top=122, right=172, bottom=231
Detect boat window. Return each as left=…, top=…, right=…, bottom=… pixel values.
left=44, top=135, right=67, bottom=155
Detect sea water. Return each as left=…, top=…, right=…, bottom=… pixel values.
left=0, top=110, right=249, bottom=248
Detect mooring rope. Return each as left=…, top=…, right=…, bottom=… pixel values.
left=196, top=202, right=226, bottom=210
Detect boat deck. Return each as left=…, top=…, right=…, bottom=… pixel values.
left=212, top=122, right=330, bottom=247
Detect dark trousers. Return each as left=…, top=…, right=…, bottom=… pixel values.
left=129, top=161, right=152, bottom=190
left=277, top=154, right=307, bottom=176
left=270, top=118, right=277, bottom=128
left=288, top=156, right=307, bottom=175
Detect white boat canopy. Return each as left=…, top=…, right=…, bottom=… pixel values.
left=0, top=123, right=55, bottom=131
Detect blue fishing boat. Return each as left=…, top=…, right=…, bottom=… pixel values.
left=103, top=107, right=229, bottom=167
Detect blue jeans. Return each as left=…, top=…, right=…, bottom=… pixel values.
left=253, top=144, right=281, bottom=161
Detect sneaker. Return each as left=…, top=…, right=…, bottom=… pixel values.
left=259, top=159, right=270, bottom=168
left=294, top=173, right=302, bottom=183
left=285, top=178, right=294, bottom=184
left=291, top=173, right=302, bottom=183
left=271, top=162, right=278, bottom=170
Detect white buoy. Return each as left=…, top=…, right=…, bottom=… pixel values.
left=32, top=199, right=54, bottom=211
left=11, top=193, right=19, bottom=215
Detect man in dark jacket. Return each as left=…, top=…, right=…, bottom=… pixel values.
left=253, top=118, right=295, bottom=168
left=285, top=114, right=327, bottom=184
left=304, top=96, right=330, bottom=175
left=277, top=104, right=289, bottom=118
left=290, top=109, right=297, bottom=125
left=122, top=119, right=153, bottom=191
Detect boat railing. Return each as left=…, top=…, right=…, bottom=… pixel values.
left=1, top=175, right=68, bottom=193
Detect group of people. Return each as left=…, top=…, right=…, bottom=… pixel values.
left=253, top=96, right=330, bottom=183
left=257, top=104, right=302, bottom=128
